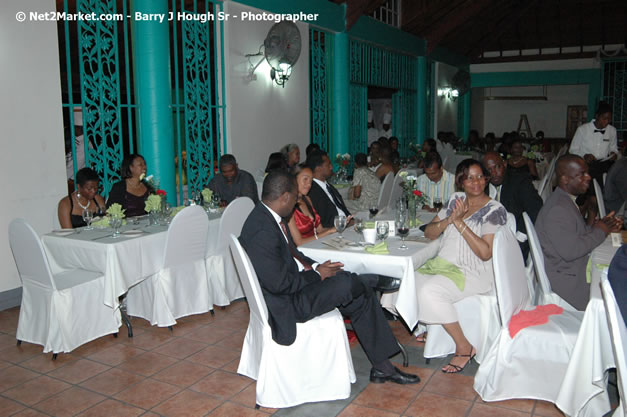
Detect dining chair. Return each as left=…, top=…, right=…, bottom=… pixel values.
left=386, top=171, right=405, bottom=209
left=601, top=277, right=627, bottom=417
left=523, top=212, right=577, bottom=310
left=8, top=218, right=121, bottom=357
left=230, top=234, right=355, bottom=409
left=126, top=205, right=211, bottom=327
left=474, top=227, right=582, bottom=402
left=538, top=155, right=557, bottom=202
left=377, top=172, right=394, bottom=211
left=207, top=196, right=255, bottom=306
left=593, top=179, right=607, bottom=218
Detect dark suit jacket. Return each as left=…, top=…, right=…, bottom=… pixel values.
left=500, top=172, right=543, bottom=237
left=308, top=181, right=350, bottom=228
left=535, top=187, right=606, bottom=310
left=239, top=203, right=321, bottom=345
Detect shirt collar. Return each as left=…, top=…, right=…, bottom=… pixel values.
left=313, top=178, right=327, bottom=188
left=262, top=202, right=283, bottom=226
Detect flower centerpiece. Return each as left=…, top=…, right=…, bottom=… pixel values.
left=399, top=172, right=428, bottom=227
left=144, top=188, right=167, bottom=224
left=201, top=188, right=216, bottom=212
left=408, top=143, right=426, bottom=160
left=334, top=153, right=351, bottom=182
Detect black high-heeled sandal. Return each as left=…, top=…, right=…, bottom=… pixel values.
left=442, top=347, right=476, bottom=374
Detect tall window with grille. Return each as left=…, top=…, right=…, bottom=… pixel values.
left=602, top=58, right=627, bottom=138
left=371, top=0, right=402, bottom=28
left=57, top=0, right=226, bottom=203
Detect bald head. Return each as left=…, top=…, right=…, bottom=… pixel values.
left=482, top=151, right=506, bottom=186
left=556, top=154, right=591, bottom=195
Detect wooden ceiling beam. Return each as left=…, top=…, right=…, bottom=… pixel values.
left=425, top=0, right=493, bottom=53
left=464, top=0, right=540, bottom=60
left=402, top=0, right=466, bottom=35
left=472, top=51, right=597, bottom=64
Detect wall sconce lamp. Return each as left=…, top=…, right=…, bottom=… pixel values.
left=245, top=21, right=301, bottom=88
left=437, top=87, right=459, bottom=100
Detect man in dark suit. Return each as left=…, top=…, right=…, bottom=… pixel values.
left=535, top=155, right=622, bottom=310
left=482, top=151, right=543, bottom=258
left=239, top=170, right=419, bottom=385
left=306, top=150, right=351, bottom=228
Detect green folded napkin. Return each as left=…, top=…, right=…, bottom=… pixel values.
left=91, top=217, right=127, bottom=228
left=170, top=206, right=185, bottom=217
left=586, top=257, right=610, bottom=283
left=334, top=182, right=351, bottom=189
left=364, top=241, right=389, bottom=255
left=418, top=256, right=466, bottom=291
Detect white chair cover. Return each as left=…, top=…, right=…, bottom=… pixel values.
left=538, top=156, right=557, bottom=202
left=126, top=205, right=211, bottom=327
left=377, top=172, right=394, bottom=210
left=386, top=171, right=405, bottom=209
left=207, top=197, right=254, bottom=304
left=523, top=212, right=577, bottom=310
left=474, top=228, right=583, bottom=402
left=230, top=235, right=355, bottom=408
left=593, top=179, right=607, bottom=218
left=9, top=219, right=121, bottom=353
left=601, top=278, right=627, bottom=417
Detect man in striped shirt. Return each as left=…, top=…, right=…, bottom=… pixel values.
left=415, top=152, right=456, bottom=212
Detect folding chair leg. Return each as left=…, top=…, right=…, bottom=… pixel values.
left=255, top=404, right=260, bottom=410
left=210, top=310, right=215, bottom=316
left=397, top=341, right=409, bottom=368
left=119, top=295, right=133, bottom=338
left=168, top=326, right=174, bottom=332
left=16, top=340, right=21, bottom=346
left=52, top=353, right=58, bottom=360
left=425, top=358, right=431, bottom=365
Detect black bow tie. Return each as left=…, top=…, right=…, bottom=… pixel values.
left=594, top=129, right=605, bottom=134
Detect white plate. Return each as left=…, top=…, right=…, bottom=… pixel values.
left=122, top=230, right=144, bottom=236
left=52, top=229, right=75, bottom=236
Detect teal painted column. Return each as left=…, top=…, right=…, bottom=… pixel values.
left=131, top=0, right=175, bottom=203
left=416, top=56, right=427, bottom=144
left=457, top=91, right=471, bottom=141
left=330, top=32, right=350, bottom=158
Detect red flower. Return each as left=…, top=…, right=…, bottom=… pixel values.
left=342, top=160, right=349, bottom=166
left=156, top=189, right=166, bottom=197
left=413, top=190, right=422, bottom=196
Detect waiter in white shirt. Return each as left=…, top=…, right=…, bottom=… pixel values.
left=379, top=112, right=392, bottom=138
left=367, top=110, right=379, bottom=147
left=569, top=101, right=618, bottom=186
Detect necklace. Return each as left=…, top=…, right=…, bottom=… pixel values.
left=75, top=192, right=91, bottom=210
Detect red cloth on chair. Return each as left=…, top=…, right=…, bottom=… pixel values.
left=509, top=304, right=564, bottom=338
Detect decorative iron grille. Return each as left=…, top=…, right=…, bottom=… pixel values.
left=310, top=28, right=330, bottom=151
left=602, top=58, right=627, bottom=136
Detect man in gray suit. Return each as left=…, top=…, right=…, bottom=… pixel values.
left=535, top=155, right=622, bottom=310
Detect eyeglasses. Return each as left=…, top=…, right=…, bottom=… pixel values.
left=464, top=174, right=485, bottom=183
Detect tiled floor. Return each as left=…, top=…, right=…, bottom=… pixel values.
left=0, top=302, right=573, bottom=416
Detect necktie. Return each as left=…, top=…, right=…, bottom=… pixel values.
left=594, top=129, right=606, bottom=134
left=326, top=183, right=350, bottom=216
left=279, top=222, right=313, bottom=271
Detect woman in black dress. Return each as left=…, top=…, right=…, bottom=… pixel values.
left=107, top=154, right=153, bottom=217
left=58, top=168, right=106, bottom=228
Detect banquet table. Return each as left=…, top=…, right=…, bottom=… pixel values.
left=443, top=151, right=481, bottom=173
left=41, top=211, right=227, bottom=313
left=300, top=209, right=438, bottom=330
left=555, top=235, right=621, bottom=417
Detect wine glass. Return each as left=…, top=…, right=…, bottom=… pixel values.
left=82, top=209, right=93, bottom=230
left=396, top=212, right=409, bottom=250
left=433, top=197, right=443, bottom=211
left=369, top=204, right=379, bottom=219
left=354, top=218, right=364, bottom=236
left=211, top=193, right=221, bottom=209
left=376, top=221, right=389, bottom=241
left=334, top=215, right=347, bottom=240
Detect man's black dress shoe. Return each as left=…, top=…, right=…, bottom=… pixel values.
left=375, top=275, right=401, bottom=292
left=370, top=366, right=420, bottom=384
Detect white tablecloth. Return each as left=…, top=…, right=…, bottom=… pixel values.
left=443, top=152, right=481, bottom=173
left=555, top=236, right=620, bottom=417
left=42, top=212, right=224, bottom=311
left=300, top=209, right=438, bottom=331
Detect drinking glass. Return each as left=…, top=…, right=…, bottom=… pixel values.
left=354, top=218, right=364, bottom=236
left=369, top=204, right=379, bottom=219
left=376, top=221, right=389, bottom=241
left=82, top=209, right=93, bottom=230
left=433, top=197, right=443, bottom=211
left=110, top=216, right=122, bottom=238
left=334, top=215, right=347, bottom=239
left=396, top=212, right=409, bottom=250
left=211, top=193, right=221, bottom=209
